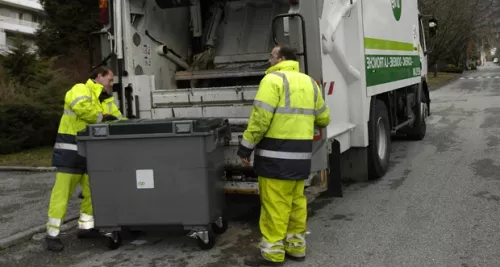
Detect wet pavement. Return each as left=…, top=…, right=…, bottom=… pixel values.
left=0, top=171, right=79, bottom=240
left=1, top=65, right=500, bottom=266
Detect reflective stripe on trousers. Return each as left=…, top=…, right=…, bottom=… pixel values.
left=46, top=172, right=93, bottom=237
left=259, top=239, right=285, bottom=262
left=46, top=217, right=62, bottom=237
left=78, top=212, right=95, bottom=230
left=285, top=233, right=306, bottom=257
left=258, top=176, right=307, bottom=262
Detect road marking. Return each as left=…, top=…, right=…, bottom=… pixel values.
left=460, top=76, right=500, bottom=80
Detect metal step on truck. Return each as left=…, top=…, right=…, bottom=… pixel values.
left=92, top=0, right=438, bottom=201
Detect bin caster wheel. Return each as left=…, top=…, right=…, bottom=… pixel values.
left=196, top=232, right=216, bottom=250
left=212, top=217, right=228, bottom=235
left=105, top=231, right=122, bottom=250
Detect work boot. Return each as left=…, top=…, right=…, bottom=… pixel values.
left=285, top=254, right=305, bottom=262
left=77, top=229, right=101, bottom=239
left=45, top=236, right=64, bottom=252
left=243, top=253, right=284, bottom=266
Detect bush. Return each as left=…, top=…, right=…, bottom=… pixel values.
left=0, top=37, right=74, bottom=155
left=0, top=71, right=69, bottom=154
left=0, top=100, right=60, bottom=154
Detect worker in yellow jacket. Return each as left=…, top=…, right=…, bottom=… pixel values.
left=238, top=45, right=331, bottom=266
left=46, top=66, right=117, bottom=252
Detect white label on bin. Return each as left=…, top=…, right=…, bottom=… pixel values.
left=136, top=169, right=154, bottom=189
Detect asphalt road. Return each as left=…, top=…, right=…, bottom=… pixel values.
left=1, top=64, right=500, bottom=266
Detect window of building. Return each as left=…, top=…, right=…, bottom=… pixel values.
left=18, top=12, right=23, bottom=20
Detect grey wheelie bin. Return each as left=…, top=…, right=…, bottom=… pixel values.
left=76, top=118, right=230, bottom=250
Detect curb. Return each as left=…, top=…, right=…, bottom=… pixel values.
left=0, top=214, right=78, bottom=250
left=0, top=166, right=56, bottom=172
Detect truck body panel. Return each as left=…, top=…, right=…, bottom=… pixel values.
left=363, top=0, right=421, bottom=97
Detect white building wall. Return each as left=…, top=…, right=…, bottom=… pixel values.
left=0, top=0, right=43, bottom=53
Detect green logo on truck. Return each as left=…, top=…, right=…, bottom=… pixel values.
left=391, top=0, right=402, bottom=21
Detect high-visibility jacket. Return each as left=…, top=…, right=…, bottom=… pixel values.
left=100, top=94, right=126, bottom=120
left=237, top=60, right=331, bottom=180
left=52, top=79, right=105, bottom=172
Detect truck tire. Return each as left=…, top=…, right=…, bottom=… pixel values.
left=407, top=83, right=427, bottom=140
left=368, top=99, right=391, bottom=180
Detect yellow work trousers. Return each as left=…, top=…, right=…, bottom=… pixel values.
left=46, top=172, right=94, bottom=237
left=258, top=176, right=307, bottom=263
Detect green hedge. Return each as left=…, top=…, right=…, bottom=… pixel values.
left=0, top=37, right=73, bottom=155
left=0, top=100, right=61, bottom=154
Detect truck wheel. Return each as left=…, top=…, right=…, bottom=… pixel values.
left=368, top=99, right=391, bottom=180
left=408, top=83, right=427, bottom=140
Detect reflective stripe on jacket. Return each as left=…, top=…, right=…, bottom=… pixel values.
left=237, top=60, right=331, bottom=180
left=101, top=95, right=126, bottom=120
left=52, top=79, right=105, bottom=171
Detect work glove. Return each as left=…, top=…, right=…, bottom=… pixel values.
left=102, top=114, right=118, bottom=122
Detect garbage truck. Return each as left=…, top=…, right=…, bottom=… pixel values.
left=91, top=0, right=438, bottom=200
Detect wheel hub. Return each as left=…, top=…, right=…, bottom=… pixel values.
left=421, top=102, right=428, bottom=120
left=376, top=117, right=388, bottom=160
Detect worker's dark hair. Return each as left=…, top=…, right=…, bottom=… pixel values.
left=276, top=44, right=298, bottom=61
left=90, top=66, right=111, bottom=79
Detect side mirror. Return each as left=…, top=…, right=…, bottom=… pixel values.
left=429, top=18, right=438, bottom=37
left=424, top=50, right=432, bottom=56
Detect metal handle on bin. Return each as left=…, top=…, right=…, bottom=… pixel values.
left=173, top=120, right=193, bottom=134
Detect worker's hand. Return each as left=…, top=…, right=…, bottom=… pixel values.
left=102, top=114, right=118, bottom=122
left=240, top=157, right=250, bottom=166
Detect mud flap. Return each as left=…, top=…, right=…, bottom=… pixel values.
left=325, top=139, right=343, bottom=197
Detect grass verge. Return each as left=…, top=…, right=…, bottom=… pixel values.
left=427, top=72, right=461, bottom=89
left=0, top=147, right=53, bottom=167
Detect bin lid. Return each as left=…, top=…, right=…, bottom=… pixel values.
left=78, top=117, right=227, bottom=137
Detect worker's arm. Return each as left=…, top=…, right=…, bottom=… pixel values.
left=113, top=110, right=127, bottom=120
left=313, top=80, right=331, bottom=128
left=237, top=75, right=280, bottom=159
left=109, top=102, right=126, bottom=120
left=69, top=85, right=103, bottom=123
